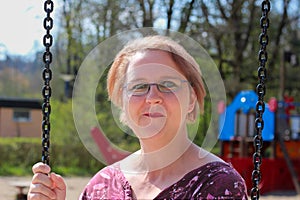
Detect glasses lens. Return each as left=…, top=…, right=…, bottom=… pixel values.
left=158, top=79, right=181, bottom=93
left=127, top=82, right=149, bottom=96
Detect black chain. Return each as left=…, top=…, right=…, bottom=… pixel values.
left=251, top=1, right=270, bottom=199
left=42, top=0, right=54, bottom=165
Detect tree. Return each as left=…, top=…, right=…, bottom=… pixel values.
left=0, top=67, right=30, bottom=96
left=52, top=0, right=300, bottom=101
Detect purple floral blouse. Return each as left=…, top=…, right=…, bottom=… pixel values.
left=80, top=161, right=248, bottom=199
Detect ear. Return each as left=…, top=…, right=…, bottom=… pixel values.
left=188, top=88, right=197, bottom=113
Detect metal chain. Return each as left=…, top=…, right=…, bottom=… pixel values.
left=42, top=0, right=54, bottom=165
left=251, top=1, right=270, bottom=199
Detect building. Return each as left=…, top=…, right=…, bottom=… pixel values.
left=0, top=98, right=42, bottom=137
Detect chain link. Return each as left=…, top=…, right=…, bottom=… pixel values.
left=251, top=1, right=270, bottom=199
left=42, top=0, right=54, bottom=165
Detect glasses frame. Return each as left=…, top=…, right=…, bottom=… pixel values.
left=124, top=78, right=189, bottom=96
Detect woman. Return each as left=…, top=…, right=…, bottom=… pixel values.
left=28, top=35, right=248, bottom=199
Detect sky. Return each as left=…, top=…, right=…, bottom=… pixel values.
left=0, top=1, right=295, bottom=59
left=0, top=0, right=58, bottom=58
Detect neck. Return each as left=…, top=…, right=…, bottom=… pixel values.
left=121, top=142, right=201, bottom=189
left=123, top=126, right=193, bottom=173
left=139, top=125, right=189, bottom=152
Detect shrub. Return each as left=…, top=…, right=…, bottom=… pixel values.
left=0, top=138, right=104, bottom=176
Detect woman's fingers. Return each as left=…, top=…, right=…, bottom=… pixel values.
left=32, top=162, right=51, bottom=174
left=28, top=162, right=66, bottom=200
left=50, top=173, right=66, bottom=190
left=50, top=172, right=67, bottom=199
left=27, top=193, right=53, bottom=200
left=32, top=173, right=53, bottom=188
left=28, top=182, right=57, bottom=199
left=29, top=171, right=56, bottom=199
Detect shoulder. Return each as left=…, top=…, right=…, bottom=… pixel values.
left=79, top=164, right=132, bottom=200
left=158, top=161, right=248, bottom=199
left=191, top=161, right=248, bottom=199
left=91, top=165, right=123, bottom=182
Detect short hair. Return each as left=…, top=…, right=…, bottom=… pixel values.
left=107, top=35, right=206, bottom=122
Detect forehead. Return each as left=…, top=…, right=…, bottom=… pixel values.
left=126, top=50, right=184, bottom=81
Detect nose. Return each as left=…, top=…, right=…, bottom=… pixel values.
left=145, top=84, right=163, bottom=104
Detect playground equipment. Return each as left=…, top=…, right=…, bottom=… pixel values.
left=219, top=90, right=300, bottom=194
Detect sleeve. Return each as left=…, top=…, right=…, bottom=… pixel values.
left=79, top=166, right=127, bottom=200
left=195, top=164, right=248, bottom=199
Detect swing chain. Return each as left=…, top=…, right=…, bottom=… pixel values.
left=42, top=0, right=54, bottom=165
left=251, top=0, right=270, bottom=199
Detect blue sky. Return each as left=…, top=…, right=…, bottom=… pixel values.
left=0, top=0, right=57, bottom=57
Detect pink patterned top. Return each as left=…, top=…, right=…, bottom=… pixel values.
left=80, top=161, right=248, bottom=199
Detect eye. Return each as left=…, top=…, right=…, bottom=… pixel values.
left=159, top=80, right=179, bottom=91
left=129, top=83, right=149, bottom=92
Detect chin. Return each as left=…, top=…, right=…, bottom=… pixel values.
left=134, top=125, right=166, bottom=139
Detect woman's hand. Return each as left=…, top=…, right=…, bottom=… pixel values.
left=27, top=162, right=66, bottom=200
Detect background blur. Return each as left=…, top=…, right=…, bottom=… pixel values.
left=0, top=0, right=299, bottom=180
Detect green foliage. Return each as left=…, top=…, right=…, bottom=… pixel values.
left=50, top=143, right=104, bottom=176
left=0, top=138, right=43, bottom=176
left=50, top=99, right=81, bottom=145
left=0, top=164, right=31, bottom=176
left=0, top=138, right=104, bottom=176
left=95, top=69, right=140, bottom=152
left=0, top=138, right=41, bottom=167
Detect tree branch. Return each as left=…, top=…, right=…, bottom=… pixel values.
left=166, top=0, right=175, bottom=29
left=178, top=0, right=195, bottom=33
left=216, top=0, right=229, bottom=21
left=269, top=0, right=290, bottom=72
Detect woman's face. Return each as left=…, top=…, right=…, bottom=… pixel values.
left=122, top=50, right=196, bottom=142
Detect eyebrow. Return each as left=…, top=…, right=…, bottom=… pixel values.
left=127, top=76, right=185, bottom=83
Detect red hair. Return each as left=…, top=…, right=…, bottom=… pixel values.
left=107, top=35, right=206, bottom=121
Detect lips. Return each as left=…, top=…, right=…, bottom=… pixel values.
left=143, top=112, right=165, bottom=118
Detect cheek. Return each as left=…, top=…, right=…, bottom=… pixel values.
left=123, top=96, right=142, bottom=121
left=169, top=93, right=190, bottom=114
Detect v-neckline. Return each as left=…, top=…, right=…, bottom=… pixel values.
left=118, top=161, right=227, bottom=199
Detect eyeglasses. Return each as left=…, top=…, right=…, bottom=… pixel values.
left=124, top=78, right=189, bottom=96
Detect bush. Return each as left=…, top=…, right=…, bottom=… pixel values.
left=0, top=138, right=105, bottom=176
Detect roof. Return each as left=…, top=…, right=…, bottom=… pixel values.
left=0, top=97, right=42, bottom=109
